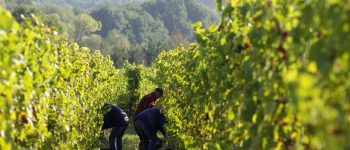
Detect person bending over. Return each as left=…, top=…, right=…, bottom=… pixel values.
left=134, top=88, right=163, bottom=117
left=134, top=108, right=167, bottom=150
left=102, top=102, right=129, bottom=150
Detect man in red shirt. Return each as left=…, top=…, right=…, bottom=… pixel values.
left=134, top=88, right=163, bottom=117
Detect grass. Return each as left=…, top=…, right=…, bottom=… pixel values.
left=99, top=125, right=140, bottom=150
left=123, top=127, right=140, bottom=150
left=99, top=124, right=173, bottom=150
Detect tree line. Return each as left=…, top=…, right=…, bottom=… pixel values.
left=3, top=0, right=218, bottom=67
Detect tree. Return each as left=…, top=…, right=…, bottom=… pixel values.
left=129, top=43, right=147, bottom=65
left=73, top=13, right=101, bottom=42
left=80, top=34, right=104, bottom=51
left=184, top=0, right=215, bottom=26
left=43, top=13, right=61, bottom=27
left=9, top=3, right=42, bottom=22
left=198, top=0, right=216, bottom=8
left=90, top=5, right=117, bottom=37
left=0, top=0, right=5, bottom=7
left=103, top=29, right=131, bottom=67
left=91, top=4, right=171, bottom=66
left=139, top=19, right=170, bottom=65
left=168, top=30, right=190, bottom=48
left=105, top=29, right=130, bottom=51
left=142, top=0, right=192, bottom=38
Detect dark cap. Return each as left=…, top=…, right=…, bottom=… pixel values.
left=102, top=102, right=110, bottom=110
left=154, top=88, right=163, bottom=97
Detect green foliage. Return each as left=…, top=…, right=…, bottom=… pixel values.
left=91, top=4, right=171, bottom=66
left=80, top=34, right=104, bottom=51
left=198, top=0, right=216, bottom=8
left=8, top=3, right=42, bottom=22
left=89, top=0, right=218, bottom=66
left=0, top=8, right=128, bottom=149
left=119, top=63, right=157, bottom=118
left=138, top=65, right=157, bottom=105
left=143, top=0, right=191, bottom=38
left=6, top=0, right=146, bottom=11
left=0, top=0, right=6, bottom=7
left=124, top=64, right=141, bottom=116
left=73, top=13, right=101, bottom=42
left=5, top=0, right=349, bottom=149
left=5, top=0, right=219, bottom=68
left=155, top=0, right=350, bottom=149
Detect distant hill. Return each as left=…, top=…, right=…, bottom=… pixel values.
left=5, top=0, right=219, bottom=67
left=7, top=0, right=147, bottom=11
left=199, top=0, right=216, bottom=8
left=7, top=0, right=216, bottom=11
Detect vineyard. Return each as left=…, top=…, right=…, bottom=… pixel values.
left=1, top=0, right=350, bottom=149
left=156, top=0, right=350, bottom=149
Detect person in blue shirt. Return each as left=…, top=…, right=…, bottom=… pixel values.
left=101, top=102, right=129, bottom=150
left=134, top=108, right=167, bottom=150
